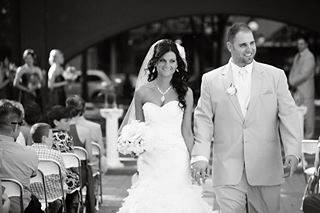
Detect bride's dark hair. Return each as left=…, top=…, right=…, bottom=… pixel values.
left=147, top=39, right=189, bottom=108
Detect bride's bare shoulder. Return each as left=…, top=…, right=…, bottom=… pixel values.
left=135, top=83, right=155, bottom=95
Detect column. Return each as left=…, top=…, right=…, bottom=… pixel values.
left=100, top=108, right=124, bottom=168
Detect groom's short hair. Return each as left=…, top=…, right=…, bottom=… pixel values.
left=227, top=23, right=252, bottom=43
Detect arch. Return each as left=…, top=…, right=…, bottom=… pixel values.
left=20, top=0, right=320, bottom=66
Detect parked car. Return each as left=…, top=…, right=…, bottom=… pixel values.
left=65, top=69, right=112, bottom=102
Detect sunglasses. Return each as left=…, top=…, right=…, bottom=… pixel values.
left=10, top=121, right=23, bottom=126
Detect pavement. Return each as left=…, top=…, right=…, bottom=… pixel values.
left=96, top=159, right=306, bottom=213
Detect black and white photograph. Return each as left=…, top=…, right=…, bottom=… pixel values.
left=1, top=0, right=320, bottom=212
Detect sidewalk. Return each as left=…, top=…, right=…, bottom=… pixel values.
left=97, top=167, right=306, bottom=213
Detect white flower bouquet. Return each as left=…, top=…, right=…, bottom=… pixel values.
left=117, top=120, right=147, bottom=156
left=63, top=66, right=81, bottom=81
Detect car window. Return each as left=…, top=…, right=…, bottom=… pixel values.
left=87, top=75, right=101, bottom=82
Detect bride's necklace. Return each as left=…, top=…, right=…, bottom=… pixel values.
left=156, top=84, right=172, bottom=103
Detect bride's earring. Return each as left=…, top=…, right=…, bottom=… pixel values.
left=175, top=68, right=179, bottom=73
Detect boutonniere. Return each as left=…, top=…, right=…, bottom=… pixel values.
left=226, top=83, right=237, bottom=96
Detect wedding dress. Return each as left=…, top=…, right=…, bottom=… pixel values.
left=117, top=100, right=212, bottom=213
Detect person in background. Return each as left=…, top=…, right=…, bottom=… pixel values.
left=14, top=49, right=43, bottom=108
left=47, top=50, right=68, bottom=107
left=0, top=56, right=16, bottom=100
left=30, top=123, right=66, bottom=213
left=289, top=35, right=316, bottom=139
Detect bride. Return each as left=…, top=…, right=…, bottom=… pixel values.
left=117, top=39, right=212, bottom=213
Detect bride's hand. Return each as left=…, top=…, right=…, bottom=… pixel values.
left=191, top=160, right=209, bottom=185
left=130, top=152, right=139, bottom=159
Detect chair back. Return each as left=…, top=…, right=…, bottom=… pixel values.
left=1, top=178, right=24, bottom=197
left=1, top=178, right=24, bottom=212
left=74, top=146, right=88, bottom=161
left=301, top=140, right=319, bottom=183
left=30, top=170, right=45, bottom=185
left=30, top=170, right=48, bottom=211
left=91, top=142, right=101, bottom=157
left=38, top=159, right=61, bottom=176
left=61, top=153, right=81, bottom=169
left=91, top=142, right=103, bottom=205
left=38, top=159, right=65, bottom=209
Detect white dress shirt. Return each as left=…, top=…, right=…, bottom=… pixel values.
left=230, top=59, right=253, bottom=117
left=191, top=58, right=253, bottom=163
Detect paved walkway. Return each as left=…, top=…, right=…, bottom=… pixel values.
left=97, top=168, right=307, bottom=213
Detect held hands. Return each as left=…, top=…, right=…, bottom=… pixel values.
left=191, top=160, right=210, bottom=185
left=284, top=155, right=299, bottom=177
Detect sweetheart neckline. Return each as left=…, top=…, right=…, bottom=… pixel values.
left=142, top=100, right=179, bottom=108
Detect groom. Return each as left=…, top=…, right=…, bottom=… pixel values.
left=191, top=23, right=302, bottom=213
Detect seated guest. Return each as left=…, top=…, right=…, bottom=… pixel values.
left=66, top=95, right=105, bottom=210
left=30, top=123, right=66, bottom=213
left=0, top=102, right=43, bottom=213
left=45, top=105, right=80, bottom=213
left=66, top=104, right=96, bottom=213
left=66, top=95, right=105, bottom=156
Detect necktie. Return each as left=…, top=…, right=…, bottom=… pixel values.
left=239, top=68, right=248, bottom=81
left=296, top=53, right=301, bottom=62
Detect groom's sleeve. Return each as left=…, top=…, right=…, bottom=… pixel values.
left=192, top=74, right=214, bottom=160
left=277, top=69, right=302, bottom=159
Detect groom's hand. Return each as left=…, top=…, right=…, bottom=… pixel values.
left=191, top=160, right=210, bottom=184
left=284, top=155, right=299, bottom=177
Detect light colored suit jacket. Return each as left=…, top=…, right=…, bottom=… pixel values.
left=192, top=60, right=302, bottom=187
left=78, top=116, right=105, bottom=154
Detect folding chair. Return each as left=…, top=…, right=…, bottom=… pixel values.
left=61, top=153, right=83, bottom=212
left=30, top=170, right=48, bottom=212
left=74, top=146, right=88, bottom=161
left=38, top=159, right=66, bottom=212
left=74, top=146, right=91, bottom=209
left=91, top=142, right=103, bottom=205
left=301, top=139, right=318, bottom=182
left=1, top=178, right=24, bottom=213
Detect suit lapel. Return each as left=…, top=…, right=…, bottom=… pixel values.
left=222, top=63, right=244, bottom=122
left=245, top=61, right=263, bottom=121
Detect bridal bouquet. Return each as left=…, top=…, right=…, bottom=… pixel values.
left=63, top=66, right=80, bottom=81
left=117, top=120, right=147, bottom=156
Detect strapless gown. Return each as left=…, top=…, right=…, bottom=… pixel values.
left=117, top=101, right=213, bottom=213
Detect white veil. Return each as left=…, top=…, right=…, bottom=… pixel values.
left=119, top=39, right=186, bottom=132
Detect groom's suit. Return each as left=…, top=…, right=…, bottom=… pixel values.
left=193, top=60, right=302, bottom=212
